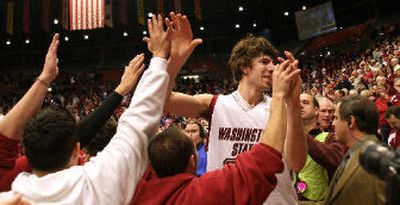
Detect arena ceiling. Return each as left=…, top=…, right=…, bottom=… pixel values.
left=0, top=0, right=398, bottom=71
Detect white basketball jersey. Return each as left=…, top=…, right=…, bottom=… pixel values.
left=208, top=91, right=298, bottom=205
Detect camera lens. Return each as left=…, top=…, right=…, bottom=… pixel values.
left=359, top=141, right=395, bottom=180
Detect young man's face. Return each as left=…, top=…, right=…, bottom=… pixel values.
left=300, top=93, right=318, bottom=121
left=242, top=55, right=275, bottom=90
left=185, top=123, right=203, bottom=146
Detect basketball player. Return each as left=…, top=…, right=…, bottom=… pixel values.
left=163, top=12, right=306, bottom=205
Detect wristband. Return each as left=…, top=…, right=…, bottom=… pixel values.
left=36, top=78, right=50, bottom=87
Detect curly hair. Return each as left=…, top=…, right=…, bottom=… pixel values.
left=228, top=35, right=278, bottom=82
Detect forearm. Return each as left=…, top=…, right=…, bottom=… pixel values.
left=285, top=98, right=307, bottom=172
left=77, top=91, right=123, bottom=147
left=0, top=80, right=48, bottom=140
left=163, top=62, right=178, bottom=111
left=261, top=95, right=286, bottom=152
left=308, top=135, right=347, bottom=171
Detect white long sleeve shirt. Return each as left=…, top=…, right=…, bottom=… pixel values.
left=0, top=57, right=169, bottom=205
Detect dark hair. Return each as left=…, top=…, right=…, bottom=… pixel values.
left=338, top=95, right=378, bottom=134
left=302, top=92, right=319, bottom=108
left=24, top=106, right=78, bottom=172
left=385, top=106, right=400, bottom=119
left=85, top=117, right=117, bottom=157
left=186, top=119, right=206, bottom=138
left=228, top=35, right=278, bottom=82
left=148, top=126, right=195, bottom=178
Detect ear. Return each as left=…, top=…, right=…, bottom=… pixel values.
left=240, top=65, right=250, bottom=75
left=315, top=108, right=319, bottom=116
left=186, top=154, right=197, bottom=174
left=349, top=116, right=356, bottom=129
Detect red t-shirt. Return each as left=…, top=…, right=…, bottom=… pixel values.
left=130, top=144, right=283, bottom=205
left=0, top=134, right=31, bottom=192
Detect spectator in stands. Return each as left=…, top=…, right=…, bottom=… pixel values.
left=184, top=119, right=207, bottom=176
left=317, top=97, right=335, bottom=132
left=391, top=57, right=400, bottom=73
left=131, top=45, right=300, bottom=204
left=296, top=93, right=347, bottom=202
left=385, top=106, right=400, bottom=147
left=0, top=14, right=174, bottom=204
left=324, top=95, right=385, bottom=205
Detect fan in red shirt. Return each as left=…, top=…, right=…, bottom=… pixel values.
left=385, top=105, right=400, bottom=147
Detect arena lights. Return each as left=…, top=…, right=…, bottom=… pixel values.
left=123, top=31, right=128, bottom=37
left=148, top=12, right=154, bottom=18
left=64, top=36, right=69, bottom=42
left=302, top=5, right=307, bottom=10
left=253, top=23, right=257, bottom=28
left=84, top=34, right=89, bottom=40
left=143, top=30, right=148, bottom=35
left=5, top=40, right=11, bottom=45
left=200, top=26, right=204, bottom=31
left=25, top=39, right=30, bottom=44
left=235, top=24, right=240, bottom=29
left=238, top=6, right=244, bottom=12
left=284, top=11, right=289, bottom=16
left=53, top=18, right=59, bottom=25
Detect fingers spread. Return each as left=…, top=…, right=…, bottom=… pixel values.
left=147, top=19, right=154, bottom=35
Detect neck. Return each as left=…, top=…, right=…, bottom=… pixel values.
left=303, top=118, right=318, bottom=133
left=346, top=130, right=368, bottom=148
left=237, top=81, right=265, bottom=106
left=32, top=169, right=59, bottom=177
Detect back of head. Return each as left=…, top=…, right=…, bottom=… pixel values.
left=338, top=95, right=378, bottom=135
left=24, top=106, right=78, bottom=172
left=148, top=126, right=195, bottom=178
left=228, top=35, right=278, bottom=82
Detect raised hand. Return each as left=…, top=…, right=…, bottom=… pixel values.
left=273, top=58, right=301, bottom=99
left=38, top=33, right=60, bottom=85
left=143, top=14, right=171, bottom=58
left=115, top=54, right=146, bottom=96
left=277, top=51, right=302, bottom=100
left=166, top=12, right=203, bottom=75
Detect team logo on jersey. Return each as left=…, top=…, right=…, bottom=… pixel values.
left=218, top=127, right=263, bottom=157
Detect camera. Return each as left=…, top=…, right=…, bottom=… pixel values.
left=359, top=141, right=400, bottom=205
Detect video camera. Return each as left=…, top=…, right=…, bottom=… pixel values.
left=359, top=141, right=400, bottom=205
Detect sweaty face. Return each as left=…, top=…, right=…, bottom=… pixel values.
left=242, top=55, right=275, bottom=90
left=318, top=100, right=335, bottom=130
left=185, top=123, right=203, bottom=146
left=300, top=93, right=318, bottom=121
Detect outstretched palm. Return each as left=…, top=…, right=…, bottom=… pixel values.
left=167, top=12, right=202, bottom=74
